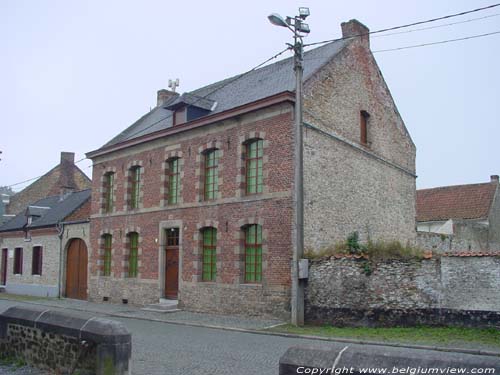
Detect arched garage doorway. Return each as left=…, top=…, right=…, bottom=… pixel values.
left=65, top=238, right=88, bottom=300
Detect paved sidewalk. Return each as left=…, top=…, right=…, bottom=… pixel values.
left=0, top=295, right=284, bottom=331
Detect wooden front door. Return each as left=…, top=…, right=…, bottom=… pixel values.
left=1, top=249, right=7, bottom=285
left=164, top=228, right=179, bottom=299
left=65, top=239, right=88, bottom=300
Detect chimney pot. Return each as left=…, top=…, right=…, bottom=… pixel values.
left=491, top=175, right=499, bottom=183
left=60, top=152, right=75, bottom=165
left=341, top=19, right=370, bottom=48
left=157, top=89, right=178, bottom=107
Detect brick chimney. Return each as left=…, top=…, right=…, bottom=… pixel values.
left=341, top=19, right=370, bottom=48
left=60, top=152, right=75, bottom=165
left=491, top=175, right=499, bottom=183
left=157, top=89, right=178, bottom=107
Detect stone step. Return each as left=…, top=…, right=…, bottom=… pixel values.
left=141, top=299, right=179, bottom=313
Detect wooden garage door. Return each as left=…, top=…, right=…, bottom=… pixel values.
left=66, top=239, right=88, bottom=300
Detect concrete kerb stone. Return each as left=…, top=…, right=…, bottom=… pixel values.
left=279, top=346, right=500, bottom=375
left=2, top=297, right=500, bottom=359
left=0, top=305, right=132, bottom=375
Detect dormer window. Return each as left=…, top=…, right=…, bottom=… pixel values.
left=165, top=93, right=216, bottom=125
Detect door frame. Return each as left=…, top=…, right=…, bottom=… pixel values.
left=158, top=220, right=183, bottom=300
left=63, top=238, right=88, bottom=300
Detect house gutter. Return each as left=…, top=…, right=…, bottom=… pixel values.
left=57, top=222, right=64, bottom=299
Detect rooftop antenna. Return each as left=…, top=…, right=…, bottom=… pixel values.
left=168, top=78, right=180, bottom=92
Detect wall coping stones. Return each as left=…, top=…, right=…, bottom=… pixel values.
left=279, top=345, right=500, bottom=375
left=0, top=305, right=131, bottom=375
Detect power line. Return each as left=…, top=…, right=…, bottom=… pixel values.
left=304, top=3, right=500, bottom=47
left=373, top=30, right=500, bottom=53
left=121, top=46, right=291, bottom=141
left=372, top=13, right=500, bottom=38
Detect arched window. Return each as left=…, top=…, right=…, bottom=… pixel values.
left=129, top=166, right=141, bottom=209
left=203, top=149, right=219, bottom=200
left=201, top=227, right=217, bottom=282
left=167, top=158, right=180, bottom=204
left=102, top=234, right=112, bottom=276
left=245, top=139, right=264, bottom=194
left=104, top=172, right=114, bottom=213
left=244, top=224, right=262, bottom=283
left=127, top=232, right=139, bottom=278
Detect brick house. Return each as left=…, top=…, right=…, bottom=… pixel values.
left=5, top=152, right=91, bottom=216
left=86, top=20, right=416, bottom=318
left=417, top=175, right=500, bottom=252
left=0, top=190, right=91, bottom=298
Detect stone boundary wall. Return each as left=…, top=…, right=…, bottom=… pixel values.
left=0, top=306, right=131, bottom=374
left=306, top=255, right=500, bottom=327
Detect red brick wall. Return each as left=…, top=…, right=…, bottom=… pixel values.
left=89, top=106, right=295, bottom=317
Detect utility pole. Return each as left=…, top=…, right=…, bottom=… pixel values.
left=268, top=7, right=310, bottom=326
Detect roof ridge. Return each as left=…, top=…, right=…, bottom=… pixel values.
left=418, top=182, right=493, bottom=192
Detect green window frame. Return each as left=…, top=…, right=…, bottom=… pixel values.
left=246, top=139, right=264, bottom=194
left=103, top=234, right=112, bottom=276
left=202, top=227, right=217, bottom=282
left=204, top=149, right=219, bottom=200
left=244, top=224, right=262, bottom=283
left=128, top=232, right=138, bottom=278
left=168, top=158, right=180, bottom=204
left=105, top=173, right=114, bottom=213
left=130, top=167, right=141, bottom=209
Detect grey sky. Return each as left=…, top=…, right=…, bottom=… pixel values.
left=1, top=0, right=498, bottom=191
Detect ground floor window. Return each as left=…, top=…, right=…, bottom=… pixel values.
left=244, top=224, right=262, bottom=283
left=103, top=234, right=112, bottom=276
left=128, top=232, right=139, bottom=278
left=202, top=227, right=217, bottom=281
left=32, top=246, right=42, bottom=275
left=14, top=248, right=23, bottom=275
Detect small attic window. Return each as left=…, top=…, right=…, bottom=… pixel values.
left=360, top=110, right=370, bottom=146
left=173, top=107, right=186, bottom=126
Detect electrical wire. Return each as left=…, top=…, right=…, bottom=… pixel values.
left=303, top=3, right=500, bottom=47
left=372, top=12, right=500, bottom=38
left=3, top=47, right=292, bottom=190
left=372, top=30, right=500, bottom=53
left=120, top=46, right=291, bottom=141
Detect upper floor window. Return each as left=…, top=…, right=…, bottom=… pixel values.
left=104, top=172, right=115, bottom=213
left=360, top=110, right=370, bottom=145
left=127, top=232, right=139, bottom=278
left=201, top=227, right=217, bottom=282
left=246, top=139, right=264, bottom=195
left=103, top=234, right=112, bottom=276
left=32, top=246, right=42, bottom=276
left=14, top=248, right=23, bottom=275
left=130, top=166, right=141, bottom=209
left=204, top=149, right=219, bottom=201
left=244, top=224, right=262, bottom=283
left=167, top=158, right=180, bottom=204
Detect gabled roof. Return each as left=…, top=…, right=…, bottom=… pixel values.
left=102, top=40, right=348, bottom=148
left=0, top=189, right=91, bottom=232
left=416, top=182, right=497, bottom=222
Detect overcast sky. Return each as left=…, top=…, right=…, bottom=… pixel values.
left=1, top=0, right=498, bottom=191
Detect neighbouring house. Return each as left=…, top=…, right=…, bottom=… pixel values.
left=0, top=189, right=91, bottom=298
left=0, top=190, right=14, bottom=225
left=416, top=175, right=500, bottom=252
left=86, top=19, right=416, bottom=318
left=5, top=152, right=91, bottom=216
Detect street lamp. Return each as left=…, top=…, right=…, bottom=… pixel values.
left=268, top=7, right=310, bottom=327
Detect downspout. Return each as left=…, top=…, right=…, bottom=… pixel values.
left=57, top=221, right=64, bottom=299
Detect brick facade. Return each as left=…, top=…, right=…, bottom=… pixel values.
left=88, top=105, right=295, bottom=318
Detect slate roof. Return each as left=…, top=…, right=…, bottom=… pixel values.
left=0, top=189, right=91, bottom=232
left=416, top=182, right=497, bottom=222
left=103, top=40, right=348, bottom=148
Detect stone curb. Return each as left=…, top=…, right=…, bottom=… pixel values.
left=2, top=296, right=500, bottom=358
